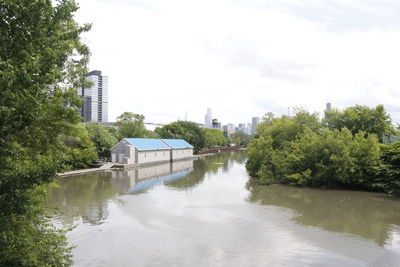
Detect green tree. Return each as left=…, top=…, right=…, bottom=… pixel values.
left=230, top=131, right=252, bottom=147
left=86, top=123, right=118, bottom=158
left=375, top=142, right=400, bottom=197
left=144, top=129, right=160, bottom=139
left=155, top=121, right=206, bottom=153
left=0, top=0, right=90, bottom=265
left=204, top=128, right=228, bottom=148
left=61, top=123, right=98, bottom=170
left=247, top=110, right=320, bottom=179
left=324, top=105, right=394, bottom=139
left=115, top=112, right=147, bottom=139
left=246, top=109, right=394, bottom=194
left=277, top=128, right=381, bottom=188
left=255, top=108, right=321, bottom=149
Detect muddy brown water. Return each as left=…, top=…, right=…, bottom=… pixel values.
left=48, top=151, right=400, bottom=266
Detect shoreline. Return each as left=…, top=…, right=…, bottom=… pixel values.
left=57, top=148, right=246, bottom=177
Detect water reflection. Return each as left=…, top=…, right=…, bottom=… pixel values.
left=48, top=153, right=246, bottom=225
left=110, top=160, right=194, bottom=194
left=247, top=181, right=400, bottom=246
left=166, top=152, right=245, bottom=190
left=48, top=172, right=117, bottom=225
left=47, top=151, right=400, bottom=266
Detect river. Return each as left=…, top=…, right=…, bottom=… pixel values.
left=48, top=151, right=400, bottom=266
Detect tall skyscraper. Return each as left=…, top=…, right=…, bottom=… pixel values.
left=326, top=102, right=332, bottom=111
left=251, top=117, right=260, bottom=135
left=205, top=108, right=212, bottom=128
left=246, top=123, right=252, bottom=135
left=223, top=123, right=236, bottom=137
left=78, top=70, right=108, bottom=122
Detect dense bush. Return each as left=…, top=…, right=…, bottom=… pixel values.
left=86, top=123, right=118, bottom=158
left=246, top=107, right=400, bottom=196
left=61, top=124, right=98, bottom=170
left=374, top=143, right=400, bottom=197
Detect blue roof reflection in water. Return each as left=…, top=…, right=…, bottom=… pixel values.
left=128, top=169, right=193, bottom=193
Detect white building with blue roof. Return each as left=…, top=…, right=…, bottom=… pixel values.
left=161, top=139, right=194, bottom=161
left=110, top=138, right=193, bottom=165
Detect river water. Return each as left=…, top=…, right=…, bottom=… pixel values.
left=48, top=151, right=400, bottom=266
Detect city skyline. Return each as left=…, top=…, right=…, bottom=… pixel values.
left=75, top=0, right=400, bottom=125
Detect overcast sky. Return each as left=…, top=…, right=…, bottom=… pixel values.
left=75, top=0, right=400, bottom=125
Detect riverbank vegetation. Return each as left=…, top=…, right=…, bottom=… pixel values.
left=155, top=121, right=206, bottom=153
left=80, top=117, right=251, bottom=166
left=155, top=121, right=252, bottom=152
left=0, top=0, right=91, bottom=265
left=246, top=106, right=400, bottom=196
left=83, top=118, right=249, bottom=161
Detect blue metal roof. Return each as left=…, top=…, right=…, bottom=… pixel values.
left=125, top=138, right=171, bottom=151
left=162, top=139, right=194, bottom=149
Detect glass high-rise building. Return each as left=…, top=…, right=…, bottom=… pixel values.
left=205, top=108, right=212, bottom=128
left=78, top=70, right=108, bottom=122
left=326, top=102, right=332, bottom=111
left=251, top=117, right=260, bottom=135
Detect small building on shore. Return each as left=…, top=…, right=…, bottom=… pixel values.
left=110, top=138, right=194, bottom=165
left=161, top=139, right=194, bottom=160
left=111, top=138, right=171, bottom=164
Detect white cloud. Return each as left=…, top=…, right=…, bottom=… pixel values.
left=75, top=0, right=400, bottom=125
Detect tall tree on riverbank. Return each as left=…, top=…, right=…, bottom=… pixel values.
left=204, top=128, right=228, bottom=148
left=324, top=105, right=394, bottom=138
left=115, top=112, right=147, bottom=139
left=156, top=121, right=206, bottom=153
left=230, top=131, right=252, bottom=147
left=86, top=123, right=118, bottom=158
left=0, top=0, right=90, bottom=265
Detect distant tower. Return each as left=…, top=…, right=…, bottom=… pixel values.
left=205, top=108, right=212, bottom=128
left=251, top=117, right=260, bottom=135
left=212, top=119, right=221, bottom=129
left=238, top=123, right=246, bottom=132
left=78, top=70, right=108, bottom=122
left=326, top=102, right=332, bottom=111
left=246, top=123, right=252, bottom=135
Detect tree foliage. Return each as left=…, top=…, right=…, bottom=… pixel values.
left=204, top=128, right=228, bottom=148
left=155, top=121, right=205, bottom=153
left=0, top=0, right=90, bottom=265
left=375, top=143, right=400, bottom=197
left=246, top=106, right=400, bottom=196
left=230, top=131, right=252, bottom=147
left=86, top=123, right=118, bottom=158
left=115, top=112, right=147, bottom=139
left=60, top=123, right=98, bottom=169
left=324, top=105, right=394, bottom=138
